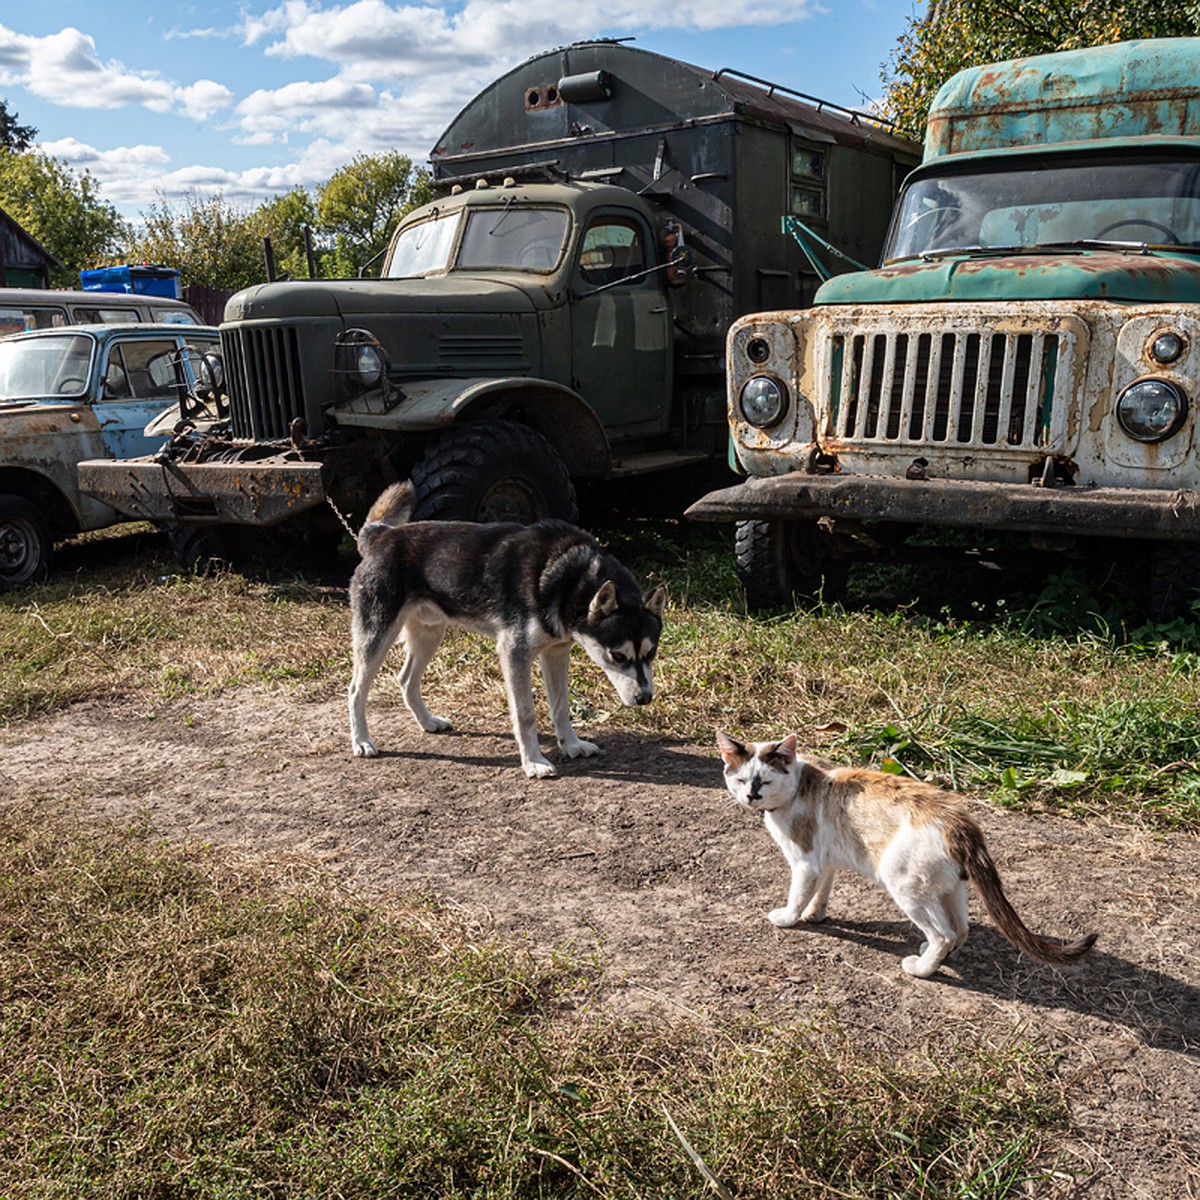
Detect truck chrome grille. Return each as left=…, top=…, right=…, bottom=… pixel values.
left=222, top=326, right=305, bottom=441
left=825, top=325, right=1070, bottom=452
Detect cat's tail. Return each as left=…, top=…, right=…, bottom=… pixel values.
left=356, top=481, right=414, bottom=556
left=952, top=820, right=1098, bottom=966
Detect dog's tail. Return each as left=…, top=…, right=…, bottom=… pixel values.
left=356, top=481, right=414, bottom=556
left=950, top=818, right=1097, bottom=966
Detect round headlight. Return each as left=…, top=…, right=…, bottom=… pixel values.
left=739, top=375, right=788, bottom=428
left=355, top=343, right=383, bottom=387
left=1150, top=331, right=1186, bottom=365
left=1116, top=378, right=1188, bottom=442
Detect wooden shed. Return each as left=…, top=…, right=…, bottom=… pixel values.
left=0, top=207, right=63, bottom=288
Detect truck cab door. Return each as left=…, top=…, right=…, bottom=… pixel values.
left=570, top=212, right=672, bottom=439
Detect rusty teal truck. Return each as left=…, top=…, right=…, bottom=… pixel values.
left=688, top=37, right=1200, bottom=618
left=78, top=42, right=915, bottom=567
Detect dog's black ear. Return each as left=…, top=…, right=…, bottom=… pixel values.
left=643, top=583, right=667, bottom=619
left=588, top=579, right=619, bottom=621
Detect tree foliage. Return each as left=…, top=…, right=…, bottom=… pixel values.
left=127, top=193, right=267, bottom=293
left=316, top=151, right=432, bottom=277
left=883, top=1, right=1200, bottom=142
left=0, top=150, right=127, bottom=286
left=125, top=152, right=434, bottom=291
left=0, top=99, right=35, bottom=152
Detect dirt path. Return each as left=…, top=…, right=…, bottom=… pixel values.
left=2, top=690, right=1197, bottom=1196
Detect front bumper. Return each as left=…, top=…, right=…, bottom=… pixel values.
left=77, top=454, right=327, bottom=526
left=685, top=472, right=1200, bottom=542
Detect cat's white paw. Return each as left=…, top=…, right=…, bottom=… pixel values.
left=768, top=907, right=800, bottom=928
left=418, top=714, right=453, bottom=733
left=523, top=757, right=558, bottom=779
left=352, top=738, right=379, bottom=758
left=800, top=905, right=828, bottom=923
left=901, top=954, right=939, bottom=979
left=560, top=737, right=599, bottom=760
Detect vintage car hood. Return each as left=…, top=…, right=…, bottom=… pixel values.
left=815, top=249, right=1200, bottom=305
left=225, top=275, right=542, bottom=321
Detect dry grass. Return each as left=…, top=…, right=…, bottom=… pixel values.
left=0, top=803, right=1067, bottom=1199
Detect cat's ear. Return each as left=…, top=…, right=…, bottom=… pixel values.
left=775, top=734, right=800, bottom=766
left=716, top=730, right=746, bottom=765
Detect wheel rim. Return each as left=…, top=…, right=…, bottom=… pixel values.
left=476, top=477, right=542, bottom=523
left=0, top=515, right=39, bottom=583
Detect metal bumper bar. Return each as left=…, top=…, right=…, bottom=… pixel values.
left=685, top=472, right=1200, bottom=542
left=77, top=456, right=328, bottom=526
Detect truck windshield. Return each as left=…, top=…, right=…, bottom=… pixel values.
left=386, top=210, right=460, bottom=277
left=0, top=334, right=93, bottom=400
left=886, top=154, right=1200, bottom=260
left=456, top=206, right=569, bottom=271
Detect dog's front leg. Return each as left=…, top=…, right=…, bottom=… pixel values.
left=540, top=642, right=598, bottom=761
left=497, top=633, right=556, bottom=778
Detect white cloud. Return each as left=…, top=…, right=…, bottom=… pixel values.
left=0, top=22, right=233, bottom=118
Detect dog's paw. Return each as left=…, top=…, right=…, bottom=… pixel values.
left=418, top=715, right=453, bottom=733
left=522, top=758, right=558, bottom=779
left=560, top=737, right=599, bottom=760
left=352, top=738, right=379, bottom=758
left=768, top=907, right=800, bottom=928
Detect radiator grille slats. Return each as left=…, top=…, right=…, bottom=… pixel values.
left=827, top=327, right=1062, bottom=452
left=222, top=326, right=305, bottom=441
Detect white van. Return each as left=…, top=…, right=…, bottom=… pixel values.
left=0, top=287, right=201, bottom=336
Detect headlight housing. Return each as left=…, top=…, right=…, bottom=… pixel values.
left=739, top=375, right=788, bottom=428
left=1116, top=378, right=1188, bottom=442
left=355, top=343, right=383, bottom=387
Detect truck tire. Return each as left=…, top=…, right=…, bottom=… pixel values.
left=736, top=519, right=849, bottom=613
left=1150, top=541, right=1200, bottom=622
left=168, top=525, right=231, bottom=576
left=410, top=419, right=578, bottom=524
left=0, top=495, right=53, bottom=589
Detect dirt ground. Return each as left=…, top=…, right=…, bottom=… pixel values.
left=2, top=686, right=1197, bottom=1197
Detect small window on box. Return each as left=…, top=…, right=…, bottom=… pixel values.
left=792, top=148, right=824, bottom=179
left=791, top=186, right=824, bottom=218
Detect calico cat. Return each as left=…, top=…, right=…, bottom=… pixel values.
left=717, top=731, right=1097, bottom=978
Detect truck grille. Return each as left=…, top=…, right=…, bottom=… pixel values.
left=222, top=325, right=305, bottom=441
left=825, top=325, right=1071, bottom=452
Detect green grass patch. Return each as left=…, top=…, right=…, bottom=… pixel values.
left=5, top=522, right=1200, bottom=830
left=0, top=807, right=1066, bottom=1198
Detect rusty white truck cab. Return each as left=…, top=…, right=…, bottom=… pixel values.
left=689, top=38, right=1200, bottom=618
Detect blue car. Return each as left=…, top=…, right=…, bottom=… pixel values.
left=0, top=322, right=221, bottom=588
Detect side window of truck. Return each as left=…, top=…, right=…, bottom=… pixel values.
left=578, top=219, right=646, bottom=287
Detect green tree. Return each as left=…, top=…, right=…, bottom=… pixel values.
left=128, top=192, right=267, bottom=292
left=316, top=151, right=432, bottom=276
left=0, top=149, right=127, bottom=285
left=0, top=100, right=35, bottom=152
left=257, top=187, right=322, bottom=280
left=883, top=1, right=1200, bottom=142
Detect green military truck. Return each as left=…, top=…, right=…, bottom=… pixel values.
left=79, top=41, right=915, bottom=564
left=688, top=37, right=1200, bottom=618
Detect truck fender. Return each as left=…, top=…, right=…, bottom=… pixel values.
left=330, top=375, right=610, bottom=478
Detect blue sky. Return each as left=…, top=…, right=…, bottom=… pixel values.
left=0, top=0, right=922, bottom=222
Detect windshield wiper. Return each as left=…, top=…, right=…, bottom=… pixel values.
left=908, top=240, right=1200, bottom=263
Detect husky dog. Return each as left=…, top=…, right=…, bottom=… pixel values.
left=348, top=482, right=667, bottom=778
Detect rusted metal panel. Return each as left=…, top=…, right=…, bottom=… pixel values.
left=925, top=38, right=1200, bottom=161
left=685, top=473, right=1200, bottom=542
left=77, top=457, right=327, bottom=526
